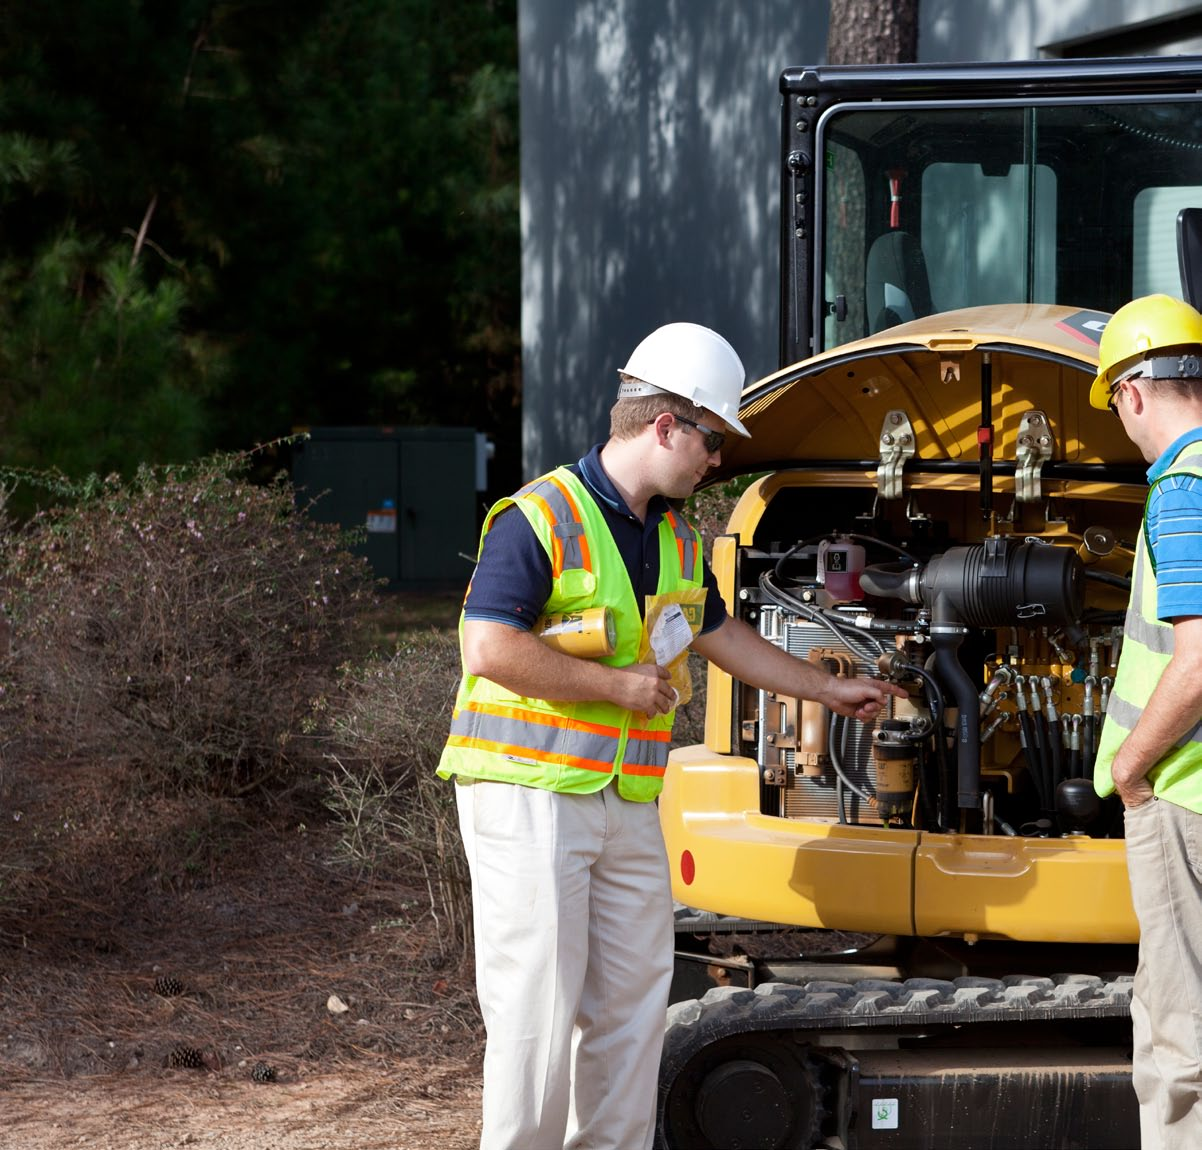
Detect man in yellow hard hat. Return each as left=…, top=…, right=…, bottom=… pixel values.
left=1091, top=294, right=1202, bottom=1150
left=438, top=322, right=905, bottom=1150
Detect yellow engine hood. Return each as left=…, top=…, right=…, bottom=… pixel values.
left=712, top=303, right=1143, bottom=481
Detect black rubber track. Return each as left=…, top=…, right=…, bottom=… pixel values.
left=656, top=973, right=1134, bottom=1148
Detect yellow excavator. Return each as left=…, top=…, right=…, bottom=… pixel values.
left=656, top=56, right=1202, bottom=1150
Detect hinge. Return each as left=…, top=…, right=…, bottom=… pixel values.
left=1014, top=410, right=1054, bottom=503
left=877, top=410, right=915, bottom=501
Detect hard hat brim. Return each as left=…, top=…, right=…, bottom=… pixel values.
left=1088, top=369, right=1112, bottom=411
left=722, top=412, right=752, bottom=438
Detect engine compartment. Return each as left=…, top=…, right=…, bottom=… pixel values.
left=729, top=479, right=1143, bottom=841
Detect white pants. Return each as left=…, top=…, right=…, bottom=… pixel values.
left=1125, top=797, right=1202, bottom=1150
left=455, top=779, right=675, bottom=1150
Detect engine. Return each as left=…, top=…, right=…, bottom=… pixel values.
left=742, top=529, right=1129, bottom=840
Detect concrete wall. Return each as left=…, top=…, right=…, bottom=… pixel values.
left=922, top=0, right=1202, bottom=60
left=519, top=0, right=1202, bottom=478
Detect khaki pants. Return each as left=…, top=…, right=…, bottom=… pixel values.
left=1125, top=797, right=1202, bottom=1150
left=455, top=779, right=675, bottom=1150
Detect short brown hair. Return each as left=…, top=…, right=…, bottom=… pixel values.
left=610, top=376, right=705, bottom=440
left=1141, top=377, right=1202, bottom=403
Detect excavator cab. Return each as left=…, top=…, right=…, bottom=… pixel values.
left=658, top=57, right=1202, bottom=1150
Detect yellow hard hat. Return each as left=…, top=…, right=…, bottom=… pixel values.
left=1089, top=294, right=1202, bottom=409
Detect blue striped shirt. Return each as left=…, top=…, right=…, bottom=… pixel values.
left=1146, top=427, right=1202, bottom=621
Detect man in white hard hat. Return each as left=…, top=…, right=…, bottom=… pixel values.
left=438, top=322, right=903, bottom=1150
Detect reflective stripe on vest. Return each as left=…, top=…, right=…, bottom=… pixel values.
left=448, top=701, right=621, bottom=773
left=664, top=509, right=697, bottom=581
left=620, top=725, right=672, bottom=776
left=516, top=473, right=591, bottom=577
left=1104, top=692, right=1202, bottom=748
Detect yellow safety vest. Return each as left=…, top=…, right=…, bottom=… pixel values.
left=437, top=467, right=704, bottom=802
left=1094, top=439, right=1202, bottom=811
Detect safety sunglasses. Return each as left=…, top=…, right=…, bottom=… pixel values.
left=1106, top=381, right=1123, bottom=417
left=1107, top=370, right=1142, bottom=417
left=671, top=414, right=726, bottom=454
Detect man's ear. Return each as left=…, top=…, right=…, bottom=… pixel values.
left=650, top=412, right=674, bottom=443
left=1125, top=380, right=1147, bottom=416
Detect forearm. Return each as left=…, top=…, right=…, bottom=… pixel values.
left=464, top=620, right=618, bottom=700
left=691, top=616, right=839, bottom=705
left=462, top=619, right=675, bottom=715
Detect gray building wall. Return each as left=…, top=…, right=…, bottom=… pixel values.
left=519, top=0, right=1202, bottom=479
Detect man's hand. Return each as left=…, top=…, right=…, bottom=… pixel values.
left=1111, top=755, right=1155, bottom=809
left=821, top=676, right=909, bottom=722
left=616, top=662, right=676, bottom=717
left=1103, top=615, right=1202, bottom=810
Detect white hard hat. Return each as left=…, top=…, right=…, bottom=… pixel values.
left=617, top=322, right=751, bottom=438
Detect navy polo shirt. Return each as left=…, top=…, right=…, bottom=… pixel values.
left=463, top=444, right=727, bottom=635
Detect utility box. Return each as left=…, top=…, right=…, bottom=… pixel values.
left=292, top=427, right=490, bottom=588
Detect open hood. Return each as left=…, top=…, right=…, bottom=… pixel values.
left=710, top=303, right=1144, bottom=485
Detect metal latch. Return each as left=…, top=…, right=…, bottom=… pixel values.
left=877, top=410, right=915, bottom=500
left=1014, top=411, right=1054, bottom=503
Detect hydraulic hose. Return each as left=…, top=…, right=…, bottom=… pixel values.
left=1041, top=677, right=1064, bottom=806
left=828, top=712, right=875, bottom=808
left=1017, top=709, right=1046, bottom=810
left=1085, top=569, right=1132, bottom=592
left=1082, top=678, right=1097, bottom=777
left=759, top=571, right=885, bottom=661
left=1047, top=715, right=1064, bottom=799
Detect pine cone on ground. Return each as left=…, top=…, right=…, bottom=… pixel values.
left=251, top=1062, right=277, bottom=1083
left=153, top=975, right=185, bottom=998
left=167, top=1044, right=205, bottom=1069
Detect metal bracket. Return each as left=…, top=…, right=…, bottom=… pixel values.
left=1015, top=410, right=1054, bottom=503
left=905, top=493, right=929, bottom=523
left=877, top=410, right=915, bottom=501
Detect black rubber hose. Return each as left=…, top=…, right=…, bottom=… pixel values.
left=896, top=661, right=945, bottom=732
left=1029, top=709, right=1051, bottom=815
left=858, top=561, right=918, bottom=601
left=1085, top=569, right=1132, bottom=591
left=846, top=533, right=915, bottom=561
left=1018, top=710, right=1046, bottom=810
left=1047, top=717, right=1064, bottom=806
left=1083, top=716, right=1096, bottom=778
left=931, top=625, right=981, bottom=810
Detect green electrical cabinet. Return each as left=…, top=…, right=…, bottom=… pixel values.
left=292, top=427, right=489, bottom=589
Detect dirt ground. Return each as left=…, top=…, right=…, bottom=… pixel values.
left=0, top=748, right=485, bottom=1150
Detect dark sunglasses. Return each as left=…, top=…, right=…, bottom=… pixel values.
left=668, top=414, right=725, bottom=453
left=1107, top=379, right=1128, bottom=417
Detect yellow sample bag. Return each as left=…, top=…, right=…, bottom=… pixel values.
left=638, top=588, right=707, bottom=708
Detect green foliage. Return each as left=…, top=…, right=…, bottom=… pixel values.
left=0, top=232, right=218, bottom=480
left=1, top=449, right=377, bottom=794
left=0, top=1, right=520, bottom=485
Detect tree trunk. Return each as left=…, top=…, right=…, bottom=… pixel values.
left=826, top=0, right=919, bottom=65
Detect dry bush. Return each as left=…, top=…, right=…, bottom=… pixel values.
left=325, top=629, right=471, bottom=960
left=1, top=451, right=376, bottom=794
